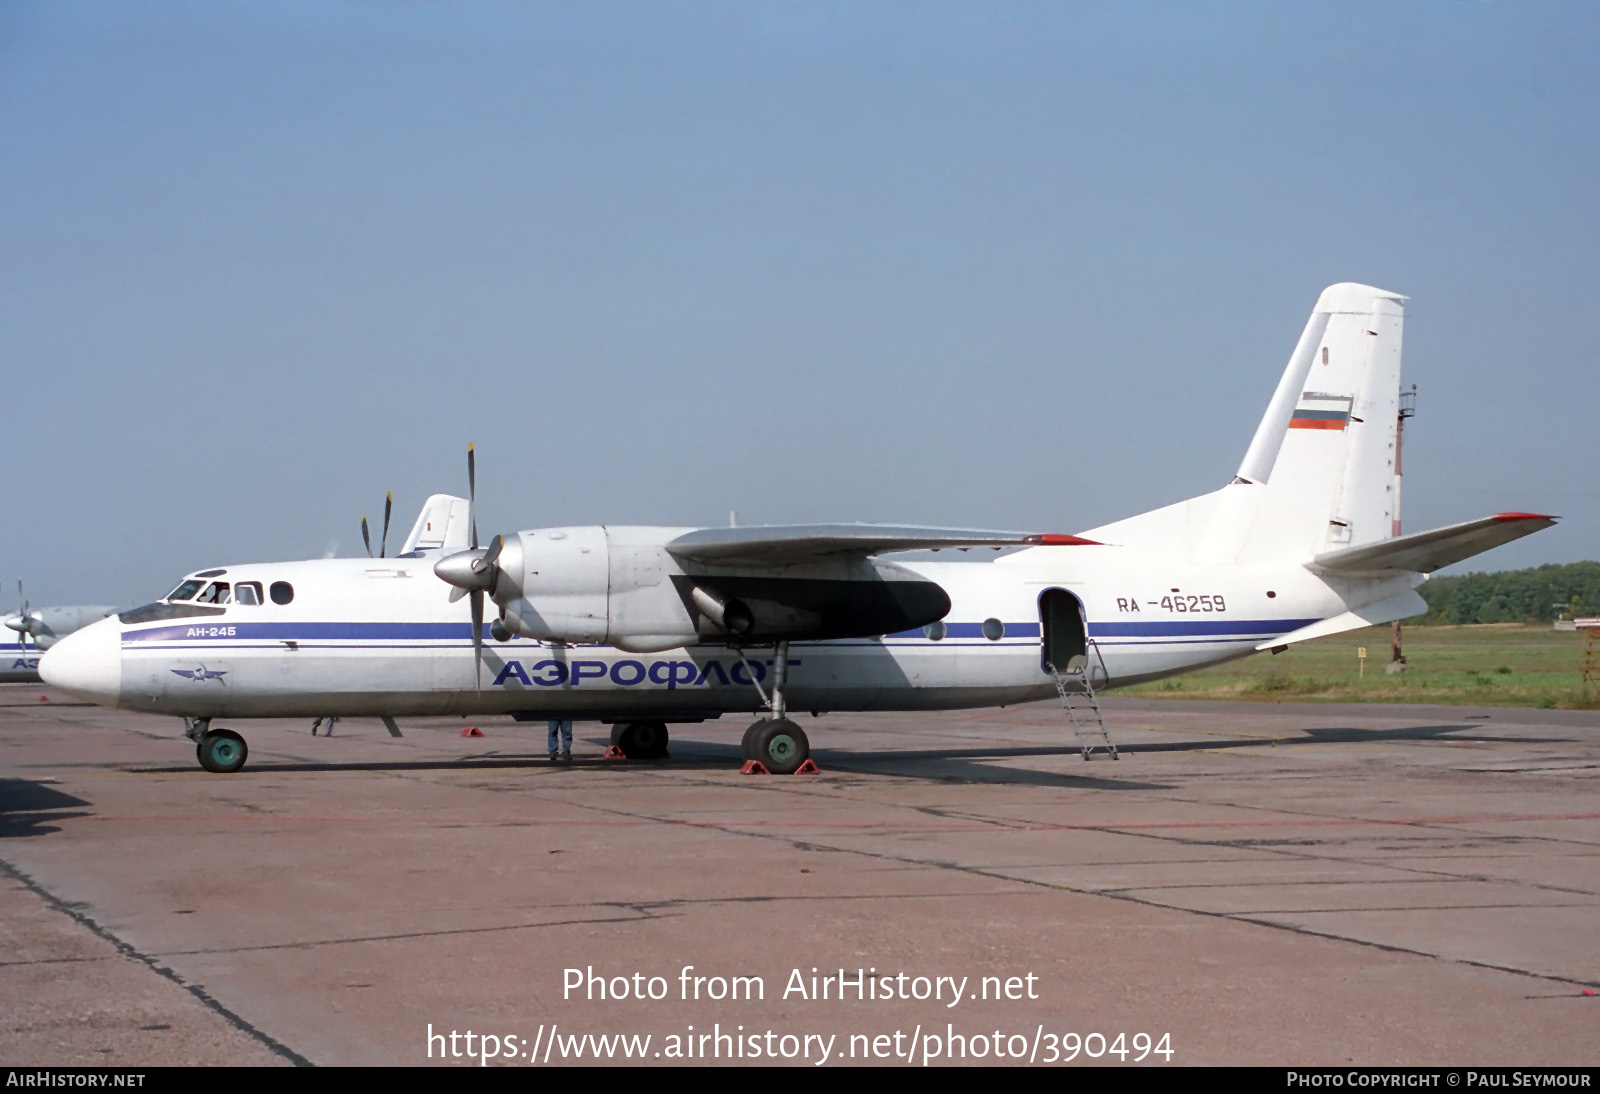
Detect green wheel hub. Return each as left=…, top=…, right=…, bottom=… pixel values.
left=198, top=730, right=249, bottom=774
left=753, top=718, right=809, bottom=775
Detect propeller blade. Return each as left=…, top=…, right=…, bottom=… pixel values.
left=380, top=492, right=393, bottom=558
left=434, top=446, right=501, bottom=616
left=13, top=580, right=30, bottom=647
left=361, top=516, right=373, bottom=557
left=470, top=589, right=484, bottom=691
left=467, top=443, right=478, bottom=551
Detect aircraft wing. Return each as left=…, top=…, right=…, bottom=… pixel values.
left=1312, top=512, right=1556, bottom=575
left=665, top=524, right=1096, bottom=566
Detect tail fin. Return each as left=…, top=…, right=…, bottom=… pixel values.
left=399, top=494, right=472, bottom=556
left=1083, top=283, right=1408, bottom=563
left=1225, top=282, right=1407, bottom=562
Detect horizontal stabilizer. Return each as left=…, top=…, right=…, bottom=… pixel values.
left=666, top=525, right=1098, bottom=566
left=1255, top=588, right=1427, bottom=650
left=1312, top=513, right=1557, bottom=575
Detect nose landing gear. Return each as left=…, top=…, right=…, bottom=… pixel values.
left=185, top=718, right=249, bottom=773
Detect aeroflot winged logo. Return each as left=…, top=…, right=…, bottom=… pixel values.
left=172, top=664, right=228, bottom=683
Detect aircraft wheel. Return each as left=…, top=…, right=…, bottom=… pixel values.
left=740, top=721, right=764, bottom=760
left=609, top=723, right=626, bottom=746
left=753, top=719, right=808, bottom=775
left=618, top=721, right=669, bottom=760
left=197, top=729, right=248, bottom=774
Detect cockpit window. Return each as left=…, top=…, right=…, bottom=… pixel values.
left=234, top=581, right=263, bottom=606
left=195, top=582, right=231, bottom=605
left=270, top=581, right=294, bottom=605
left=167, top=579, right=204, bottom=601
left=120, top=602, right=225, bottom=624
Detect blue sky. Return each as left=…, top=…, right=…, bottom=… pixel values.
left=5, top=2, right=1596, bottom=605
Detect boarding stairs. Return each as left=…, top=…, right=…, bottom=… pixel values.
left=1047, top=641, right=1116, bottom=760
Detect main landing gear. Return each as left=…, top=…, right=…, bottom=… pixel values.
left=736, top=641, right=811, bottom=775
left=185, top=718, right=249, bottom=774
left=610, top=720, right=670, bottom=760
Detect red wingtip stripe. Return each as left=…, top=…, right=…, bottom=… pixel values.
left=1029, top=534, right=1103, bottom=546
left=1493, top=512, right=1558, bottom=522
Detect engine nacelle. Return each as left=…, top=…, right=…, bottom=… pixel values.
left=492, top=526, right=702, bottom=650
left=489, top=525, right=951, bottom=652
left=494, top=526, right=617, bottom=645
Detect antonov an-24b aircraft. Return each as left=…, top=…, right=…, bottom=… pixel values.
left=42, top=284, right=1554, bottom=774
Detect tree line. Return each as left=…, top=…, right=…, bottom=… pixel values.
left=1415, top=561, right=1600, bottom=624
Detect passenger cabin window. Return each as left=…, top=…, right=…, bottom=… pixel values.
left=167, top=579, right=204, bottom=601
left=195, top=582, right=231, bottom=605
left=270, top=581, right=295, bottom=605
left=234, top=581, right=263, bottom=606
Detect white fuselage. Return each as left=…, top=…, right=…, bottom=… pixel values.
left=42, top=542, right=1401, bottom=722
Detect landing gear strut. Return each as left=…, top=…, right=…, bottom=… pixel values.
left=183, top=718, right=249, bottom=773
left=737, top=641, right=811, bottom=775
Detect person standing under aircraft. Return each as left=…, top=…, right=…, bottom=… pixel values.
left=548, top=718, right=572, bottom=762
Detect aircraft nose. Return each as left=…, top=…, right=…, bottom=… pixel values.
left=39, top=616, right=121, bottom=705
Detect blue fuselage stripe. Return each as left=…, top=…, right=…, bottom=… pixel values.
left=120, top=616, right=1311, bottom=648
left=122, top=622, right=468, bottom=643
left=1088, top=617, right=1315, bottom=637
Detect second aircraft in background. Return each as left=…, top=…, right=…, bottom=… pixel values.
left=3, top=581, right=117, bottom=683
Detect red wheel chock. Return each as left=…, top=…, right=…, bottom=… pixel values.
left=741, top=758, right=820, bottom=775
left=460, top=726, right=484, bottom=738
left=603, top=745, right=626, bottom=760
